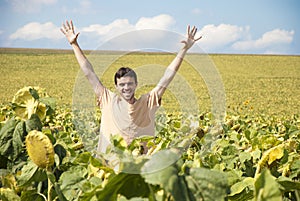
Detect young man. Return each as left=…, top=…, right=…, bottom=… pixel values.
left=61, top=20, right=202, bottom=154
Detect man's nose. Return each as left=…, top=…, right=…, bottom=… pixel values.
left=124, top=84, right=130, bottom=89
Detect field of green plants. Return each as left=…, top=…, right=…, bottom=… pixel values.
left=0, top=48, right=300, bottom=200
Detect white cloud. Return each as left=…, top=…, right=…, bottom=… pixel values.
left=232, top=29, right=294, bottom=51
left=198, top=24, right=250, bottom=51
left=135, top=14, right=175, bottom=30
left=196, top=24, right=294, bottom=54
left=82, top=19, right=135, bottom=36
left=9, top=16, right=294, bottom=54
left=9, top=22, right=62, bottom=40
left=79, top=14, right=176, bottom=50
left=9, top=15, right=176, bottom=50
left=81, top=14, right=175, bottom=36
left=10, top=0, right=57, bottom=13
left=79, top=14, right=175, bottom=43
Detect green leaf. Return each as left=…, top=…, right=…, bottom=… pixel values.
left=89, top=156, right=103, bottom=168
left=141, top=149, right=180, bottom=174
left=0, top=155, right=8, bottom=168
left=276, top=176, right=300, bottom=191
left=0, top=118, right=17, bottom=158
left=54, top=144, right=67, bottom=166
left=97, top=173, right=150, bottom=201
left=118, top=174, right=150, bottom=199
left=17, top=161, right=47, bottom=186
left=239, top=152, right=252, bottom=164
left=20, top=190, right=45, bottom=201
left=0, top=188, right=21, bottom=201
left=39, top=97, right=56, bottom=116
left=73, top=151, right=92, bottom=165
left=254, top=169, right=282, bottom=201
left=228, top=177, right=254, bottom=200
left=29, top=88, right=39, bottom=100
left=25, top=113, right=42, bottom=132
left=12, top=121, right=26, bottom=161
left=225, top=169, right=243, bottom=186
left=46, top=171, right=68, bottom=201
left=186, top=168, right=229, bottom=201
left=141, top=149, right=196, bottom=201
left=59, top=165, right=87, bottom=200
left=54, top=183, right=68, bottom=201
left=229, top=177, right=254, bottom=196
left=290, top=158, right=300, bottom=179
left=120, top=157, right=148, bottom=174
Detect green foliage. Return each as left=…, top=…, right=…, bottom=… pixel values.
left=0, top=87, right=300, bottom=201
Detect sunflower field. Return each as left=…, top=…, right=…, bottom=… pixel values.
left=0, top=49, right=300, bottom=200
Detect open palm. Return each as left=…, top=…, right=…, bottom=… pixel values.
left=181, top=25, right=202, bottom=50
left=60, top=20, right=79, bottom=44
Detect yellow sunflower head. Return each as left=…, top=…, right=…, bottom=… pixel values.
left=25, top=130, right=54, bottom=169
left=12, top=86, right=48, bottom=121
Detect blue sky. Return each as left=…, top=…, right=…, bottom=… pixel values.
left=0, top=0, right=299, bottom=54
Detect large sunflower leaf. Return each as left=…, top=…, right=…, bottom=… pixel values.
left=0, top=118, right=17, bottom=158
left=141, top=149, right=196, bottom=201
left=254, top=169, right=282, bottom=201
left=96, top=173, right=150, bottom=201
left=12, top=121, right=26, bottom=161
left=17, top=161, right=47, bottom=186
left=186, top=168, right=229, bottom=201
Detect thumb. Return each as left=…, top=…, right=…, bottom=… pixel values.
left=74, top=32, right=80, bottom=40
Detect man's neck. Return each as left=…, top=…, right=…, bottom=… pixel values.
left=118, top=93, right=136, bottom=104
left=127, top=97, right=136, bottom=104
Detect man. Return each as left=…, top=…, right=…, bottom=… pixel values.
left=61, top=20, right=202, bottom=154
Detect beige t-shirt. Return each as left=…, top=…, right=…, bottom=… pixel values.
left=97, top=87, right=161, bottom=153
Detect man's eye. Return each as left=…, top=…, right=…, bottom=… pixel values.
left=119, top=84, right=125, bottom=87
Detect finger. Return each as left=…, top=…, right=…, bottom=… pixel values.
left=189, top=27, right=194, bottom=36
left=187, top=25, right=190, bottom=35
left=191, top=26, right=197, bottom=36
left=60, top=27, right=66, bottom=34
left=194, top=35, right=202, bottom=41
left=181, top=40, right=188, bottom=47
left=66, top=20, right=71, bottom=29
left=70, top=20, right=74, bottom=31
left=62, top=22, right=68, bottom=31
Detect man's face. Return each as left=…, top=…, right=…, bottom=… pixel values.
left=115, top=76, right=137, bottom=102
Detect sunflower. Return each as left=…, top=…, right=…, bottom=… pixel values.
left=25, top=130, right=54, bottom=169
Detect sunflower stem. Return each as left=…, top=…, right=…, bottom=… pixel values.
left=48, top=177, right=51, bottom=201
left=47, top=168, right=53, bottom=201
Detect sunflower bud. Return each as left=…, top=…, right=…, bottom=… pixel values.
left=25, top=130, right=54, bottom=169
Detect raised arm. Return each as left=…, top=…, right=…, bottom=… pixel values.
left=60, top=20, right=104, bottom=98
left=154, top=25, right=202, bottom=99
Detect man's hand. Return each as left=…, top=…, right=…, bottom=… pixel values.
left=60, top=20, right=79, bottom=45
left=181, top=25, right=202, bottom=50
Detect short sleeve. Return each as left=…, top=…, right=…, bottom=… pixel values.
left=148, top=89, right=161, bottom=108
left=97, top=88, right=114, bottom=108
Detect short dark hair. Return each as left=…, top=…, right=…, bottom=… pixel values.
left=114, top=67, right=137, bottom=85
